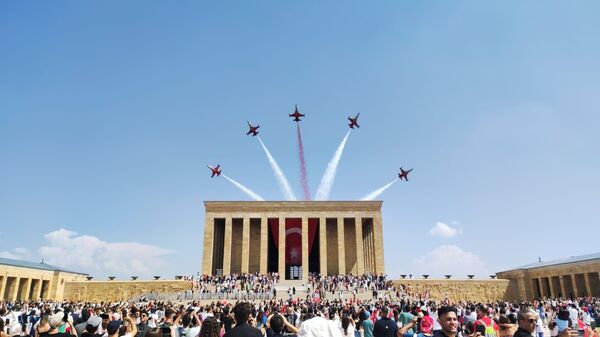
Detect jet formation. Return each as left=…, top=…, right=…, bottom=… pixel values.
left=398, top=167, right=413, bottom=181
left=289, top=104, right=304, bottom=122
left=348, top=113, right=360, bottom=129
left=246, top=122, right=259, bottom=136
left=211, top=106, right=414, bottom=183
left=207, top=164, right=221, bottom=178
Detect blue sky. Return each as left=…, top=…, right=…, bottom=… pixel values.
left=1, top=1, right=599, bottom=280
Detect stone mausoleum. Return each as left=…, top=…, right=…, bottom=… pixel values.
left=201, top=201, right=385, bottom=280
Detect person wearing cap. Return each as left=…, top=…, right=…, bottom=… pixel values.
left=362, top=311, right=374, bottom=337
left=47, top=312, right=76, bottom=337
left=373, top=307, right=397, bottom=337
left=106, top=321, right=122, bottom=337
left=75, top=309, right=92, bottom=337
left=112, top=316, right=137, bottom=337
left=80, top=317, right=102, bottom=337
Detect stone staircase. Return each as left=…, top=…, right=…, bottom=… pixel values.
left=273, top=280, right=381, bottom=301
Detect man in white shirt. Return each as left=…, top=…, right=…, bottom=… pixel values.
left=298, top=315, right=343, bottom=337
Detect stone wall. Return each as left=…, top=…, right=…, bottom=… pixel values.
left=392, top=279, right=516, bottom=302
left=63, top=280, right=192, bottom=302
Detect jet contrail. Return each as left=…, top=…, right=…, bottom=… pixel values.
left=222, top=174, right=264, bottom=201
left=257, top=136, right=297, bottom=201
left=360, top=179, right=399, bottom=201
left=314, top=130, right=351, bottom=201
left=297, top=124, right=310, bottom=200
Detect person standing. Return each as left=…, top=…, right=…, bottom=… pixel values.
left=373, top=308, right=397, bottom=337
left=513, top=309, right=538, bottom=337
left=433, top=307, right=459, bottom=337
left=223, top=303, right=261, bottom=337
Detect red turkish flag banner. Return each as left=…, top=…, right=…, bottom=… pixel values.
left=268, top=218, right=318, bottom=265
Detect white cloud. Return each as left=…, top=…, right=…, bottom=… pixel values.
left=38, top=228, right=172, bottom=277
left=410, top=245, right=490, bottom=278
left=0, top=247, right=32, bottom=260
left=429, top=222, right=462, bottom=238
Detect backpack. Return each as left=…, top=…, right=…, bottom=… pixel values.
left=478, top=320, right=497, bottom=337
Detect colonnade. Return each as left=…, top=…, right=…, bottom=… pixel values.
left=201, top=201, right=386, bottom=280
left=530, top=272, right=600, bottom=298
left=0, top=275, right=51, bottom=301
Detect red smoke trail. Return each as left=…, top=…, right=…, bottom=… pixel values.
left=297, top=123, right=311, bottom=200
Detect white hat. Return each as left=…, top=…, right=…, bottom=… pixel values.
left=49, top=312, right=65, bottom=328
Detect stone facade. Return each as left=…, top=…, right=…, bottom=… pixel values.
left=63, top=280, right=192, bottom=302
left=0, top=261, right=87, bottom=301
left=496, top=254, right=600, bottom=300
left=202, top=201, right=385, bottom=280
left=392, top=279, right=512, bottom=302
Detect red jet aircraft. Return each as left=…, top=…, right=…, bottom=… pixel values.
left=207, top=164, right=221, bottom=178
left=348, top=113, right=360, bottom=129
left=289, top=104, right=304, bottom=122
left=398, top=167, right=413, bottom=181
left=246, top=121, right=259, bottom=136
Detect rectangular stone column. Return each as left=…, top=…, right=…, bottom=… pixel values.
left=584, top=273, right=592, bottom=297
left=0, top=276, right=7, bottom=300
left=571, top=274, right=579, bottom=297
left=537, top=278, right=545, bottom=297
left=363, top=226, right=370, bottom=273
left=319, top=217, right=328, bottom=276
left=337, top=217, right=346, bottom=274
left=223, top=217, right=233, bottom=275
left=278, top=217, right=286, bottom=279
left=23, top=278, right=32, bottom=300
left=201, top=215, right=214, bottom=275
left=373, top=213, right=385, bottom=274
left=35, top=279, right=43, bottom=300
left=302, top=217, right=309, bottom=280
left=559, top=275, right=566, bottom=297
left=11, top=277, right=20, bottom=301
left=260, top=217, right=268, bottom=274
left=241, top=217, right=250, bottom=273
left=548, top=277, right=556, bottom=298
left=516, top=274, right=527, bottom=300
left=355, top=217, right=365, bottom=275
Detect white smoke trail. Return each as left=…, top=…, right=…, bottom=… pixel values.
left=314, top=130, right=351, bottom=200
left=360, top=179, right=399, bottom=201
left=257, top=137, right=297, bottom=201
left=222, top=175, right=265, bottom=201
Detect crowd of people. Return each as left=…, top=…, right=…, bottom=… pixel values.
left=1, top=293, right=599, bottom=337
left=193, top=274, right=280, bottom=295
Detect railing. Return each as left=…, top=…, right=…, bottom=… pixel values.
left=130, top=291, right=274, bottom=302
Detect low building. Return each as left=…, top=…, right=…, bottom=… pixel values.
left=0, top=257, right=88, bottom=300
left=496, top=253, right=600, bottom=300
